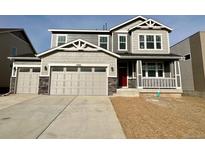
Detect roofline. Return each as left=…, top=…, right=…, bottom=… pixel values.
left=0, top=28, right=36, bottom=54
left=48, top=29, right=110, bottom=33
left=129, top=18, right=172, bottom=32
left=37, top=39, right=120, bottom=58
left=110, top=16, right=147, bottom=31
left=170, top=31, right=203, bottom=48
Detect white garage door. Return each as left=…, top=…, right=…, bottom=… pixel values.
left=16, top=67, right=40, bottom=94
left=50, top=66, right=107, bottom=96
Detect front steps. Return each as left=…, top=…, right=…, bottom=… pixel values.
left=114, top=88, right=139, bottom=97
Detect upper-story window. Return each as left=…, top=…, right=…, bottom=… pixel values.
left=98, top=35, right=109, bottom=50
left=139, top=34, right=162, bottom=50
left=118, top=34, right=127, bottom=51
left=11, top=47, right=17, bottom=56
left=57, top=34, right=67, bottom=46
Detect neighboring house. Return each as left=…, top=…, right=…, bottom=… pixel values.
left=9, top=16, right=182, bottom=96
left=0, top=28, right=36, bottom=94
left=171, top=31, right=205, bottom=97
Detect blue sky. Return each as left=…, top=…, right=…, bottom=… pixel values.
left=0, top=15, right=205, bottom=53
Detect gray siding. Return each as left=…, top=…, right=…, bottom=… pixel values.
left=170, top=38, right=195, bottom=91
left=41, top=51, right=117, bottom=77
left=132, top=29, right=169, bottom=54
left=51, top=33, right=112, bottom=51
left=0, top=33, right=34, bottom=88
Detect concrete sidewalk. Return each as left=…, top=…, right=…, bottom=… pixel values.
left=39, top=96, right=125, bottom=139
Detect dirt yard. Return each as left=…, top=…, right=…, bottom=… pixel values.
left=110, top=96, right=205, bottom=139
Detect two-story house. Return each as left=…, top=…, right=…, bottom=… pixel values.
left=0, top=28, right=36, bottom=94
left=9, top=16, right=182, bottom=96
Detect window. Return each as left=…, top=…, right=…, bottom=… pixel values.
left=146, top=35, right=155, bottom=49
left=52, top=67, right=64, bottom=72
left=66, top=67, right=78, bottom=72
left=139, top=35, right=145, bottom=49
left=156, top=35, right=162, bottom=49
left=139, top=34, right=162, bottom=50
left=142, top=62, right=164, bottom=78
left=94, top=67, right=106, bottom=72
left=32, top=68, right=40, bottom=72
left=19, top=68, right=30, bottom=72
left=57, top=35, right=67, bottom=46
left=99, top=35, right=109, bottom=50
left=80, top=67, right=92, bottom=72
left=11, top=48, right=17, bottom=56
left=184, top=54, right=191, bottom=60
left=118, top=34, right=127, bottom=50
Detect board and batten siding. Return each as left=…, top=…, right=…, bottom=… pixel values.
left=51, top=33, right=112, bottom=51
left=41, top=51, right=117, bottom=77
left=132, top=29, right=169, bottom=54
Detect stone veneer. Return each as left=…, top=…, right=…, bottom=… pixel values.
left=128, top=79, right=137, bottom=88
left=108, top=77, right=117, bottom=95
left=38, top=76, right=50, bottom=95
left=10, top=77, right=16, bottom=94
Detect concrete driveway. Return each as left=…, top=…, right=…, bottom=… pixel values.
left=0, top=94, right=125, bottom=139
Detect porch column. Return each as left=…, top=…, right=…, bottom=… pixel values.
left=174, top=60, right=182, bottom=89
left=136, top=60, right=143, bottom=89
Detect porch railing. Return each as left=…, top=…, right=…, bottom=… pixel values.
left=142, top=78, right=176, bottom=89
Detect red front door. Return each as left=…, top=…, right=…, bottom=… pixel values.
left=119, top=67, right=127, bottom=87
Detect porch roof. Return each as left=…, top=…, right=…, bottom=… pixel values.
left=117, top=53, right=182, bottom=60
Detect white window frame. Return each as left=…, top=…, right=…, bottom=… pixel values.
left=142, top=62, right=165, bottom=78
left=138, top=34, right=163, bottom=50
left=56, top=34, right=68, bottom=47
left=98, top=35, right=109, bottom=50
left=118, top=34, right=128, bottom=51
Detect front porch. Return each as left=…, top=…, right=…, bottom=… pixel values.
left=117, top=59, right=182, bottom=94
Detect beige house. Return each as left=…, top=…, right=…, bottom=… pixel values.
left=0, top=28, right=36, bottom=94
left=9, top=16, right=182, bottom=96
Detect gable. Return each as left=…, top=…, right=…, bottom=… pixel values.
left=129, top=19, right=172, bottom=32
left=110, top=16, right=147, bottom=31
left=37, top=39, right=120, bottom=58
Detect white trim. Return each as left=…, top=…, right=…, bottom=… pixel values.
left=98, top=35, right=109, bottom=50
left=138, top=33, right=163, bottom=51
left=129, top=18, right=172, bottom=32
left=110, top=16, right=147, bottom=31
left=56, top=34, right=68, bottom=47
left=48, top=29, right=110, bottom=33
left=37, top=39, right=120, bottom=58
left=118, top=34, right=128, bottom=51
left=112, top=34, right=113, bottom=52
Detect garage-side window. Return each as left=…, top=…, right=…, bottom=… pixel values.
left=94, top=67, right=106, bottom=72
left=52, top=67, right=64, bottom=71
left=81, top=67, right=92, bottom=72
left=19, top=68, right=30, bottom=72
left=33, top=67, right=40, bottom=72
left=66, top=67, right=78, bottom=72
